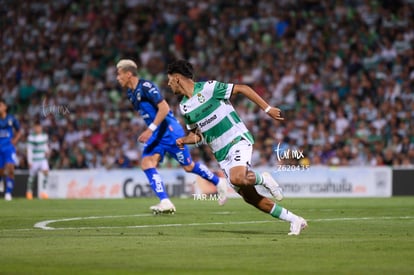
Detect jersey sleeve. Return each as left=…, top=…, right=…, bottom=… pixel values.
left=142, top=81, right=163, bottom=105
left=180, top=109, right=197, bottom=131
left=213, top=81, right=234, bottom=100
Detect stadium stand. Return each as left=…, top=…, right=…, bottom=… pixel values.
left=0, top=0, right=413, bottom=170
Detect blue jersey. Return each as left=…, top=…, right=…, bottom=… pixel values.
left=0, top=114, right=20, bottom=148
left=127, top=79, right=185, bottom=146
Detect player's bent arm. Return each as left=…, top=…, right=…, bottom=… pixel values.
left=176, top=131, right=202, bottom=149
left=232, top=84, right=284, bottom=121
left=150, top=100, right=170, bottom=131
left=12, top=130, right=23, bottom=145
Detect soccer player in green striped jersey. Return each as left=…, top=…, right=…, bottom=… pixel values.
left=26, top=120, right=49, bottom=200
left=167, top=60, right=307, bottom=235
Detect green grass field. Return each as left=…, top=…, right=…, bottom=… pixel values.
left=0, top=197, right=413, bottom=274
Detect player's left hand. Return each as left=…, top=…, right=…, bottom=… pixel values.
left=176, top=138, right=185, bottom=150
left=266, top=107, right=284, bottom=121
left=138, top=129, right=152, bottom=143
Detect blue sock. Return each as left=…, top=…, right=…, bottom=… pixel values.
left=5, top=177, right=14, bottom=194
left=191, top=162, right=219, bottom=185
left=143, top=168, right=168, bottom=200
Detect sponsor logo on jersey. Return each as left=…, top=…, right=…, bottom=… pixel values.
left=198, top=114, right=217, bottom=128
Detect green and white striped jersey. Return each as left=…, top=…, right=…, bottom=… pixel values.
left=179, top=80, right=254, bottom=162
left=27, top=132, right=49, bottom=163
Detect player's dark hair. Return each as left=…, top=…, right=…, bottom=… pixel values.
left=0, top=98, right=5, bottom=104
left=34, top=118, right=42, bottom=126
left=167, top=60, right=194, bottom=79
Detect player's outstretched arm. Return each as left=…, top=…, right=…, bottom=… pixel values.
left=232, top=84, right=284, bottom=121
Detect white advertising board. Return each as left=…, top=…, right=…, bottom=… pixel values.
left=38, top=169, right=198, bottom=199
left=254, top=166, right=392, bottom=198
left=38, top=166, right=392, bottom=199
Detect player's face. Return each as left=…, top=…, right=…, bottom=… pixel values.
left=0, top=102, right=6, bottom=114
left=116, top=69, right=131, bottom=88
left=34, top=124, right=42, bottom=134
left=167, top=74, right=181, bottom=95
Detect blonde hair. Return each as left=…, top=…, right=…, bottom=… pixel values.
left=116, top=59, right=138, bottom=75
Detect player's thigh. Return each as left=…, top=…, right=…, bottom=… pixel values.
left=219, top=140, right=253, bottom=185
left=141, top=154, right=162, bottom=169
left=40, top=160, right=49, bottom=172
left=3, top=148, right=16, bottom=174
left=29, top=162, right=41, bottom=176
left=0, top=146, right=17, bottom=169
left=141, top=143, right=164, bottom=169
left=0, top=154, right=4, bottom=170
left=166, top=144, right=192, bottom=167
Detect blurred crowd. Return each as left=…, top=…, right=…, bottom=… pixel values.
left=1, top=0, right=413, bottom=170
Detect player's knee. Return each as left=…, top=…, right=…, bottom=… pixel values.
left=5, top=164, right=15, bottom=177
left=229, top=172, right=248, bottom=186
left=182, top=165, right=193, bottom=172
left=140, top=158, right=156, bottom=170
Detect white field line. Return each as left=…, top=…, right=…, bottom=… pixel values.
left=26, top=215, right=413, bottom=231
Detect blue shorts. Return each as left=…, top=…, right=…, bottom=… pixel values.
left=0, top=145, right=17, bottom=168
left=142, top=141, right=192, bottom=166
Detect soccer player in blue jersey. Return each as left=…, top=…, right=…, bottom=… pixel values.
left=0, top=98, right=22, bottom=201
left=116, top=59, right=227, bottom=213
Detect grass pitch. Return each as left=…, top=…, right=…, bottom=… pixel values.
left=0, top=197, right=413, bottom=274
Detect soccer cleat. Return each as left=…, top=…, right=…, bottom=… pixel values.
left=26, top=191, right=33, bottom=200
left=5, top=192, right=12, bottom=201
left=150, top=199, right=176, bottom=215
left=288, top=217, right=308, bottom=236
left=40, top=192, right=49, bottom=199
left=262, top=172, right=284, bottom=201
left=216, top=178, right=228, bottom=206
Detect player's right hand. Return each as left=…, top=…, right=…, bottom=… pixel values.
left=138, top=129, right=152, bottom=143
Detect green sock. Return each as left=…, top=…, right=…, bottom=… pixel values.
left=255, top=172, right=263, bottom=185
left=27, top=176, right=34, bottom=192
left=270, top=204, right=283, bottom=218
left=43, top=176, right=48, bottom=189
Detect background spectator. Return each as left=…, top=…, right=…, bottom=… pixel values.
left=1, top=0, right=413, bottom=169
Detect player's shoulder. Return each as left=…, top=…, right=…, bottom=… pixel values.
left=27, top=132, right=35, bottom=140
left=140, top=79, right=158, bottom=91
left=5, top=113, right=17, bottom=120
left=198, top=80, right=231, bottom=92
left=2, top=114, right=18, bottom=124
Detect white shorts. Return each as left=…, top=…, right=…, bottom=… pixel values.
left=29, top=160, right=49, bottom=176
left=218, top=139, right=252, bottom=190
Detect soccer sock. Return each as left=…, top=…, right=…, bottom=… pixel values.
left=191, top=162, right=219, bottom=185
left=43, top=174, right=48, bottom=189
left=143, top=168, right=169, bottom=200
left=27, top=175, right=34, bottom=192
left=5, top=177, right=14, bottom=194
left=270, top=203, right=298, bottom=223
left=254, top=172, right=264, bottom=185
